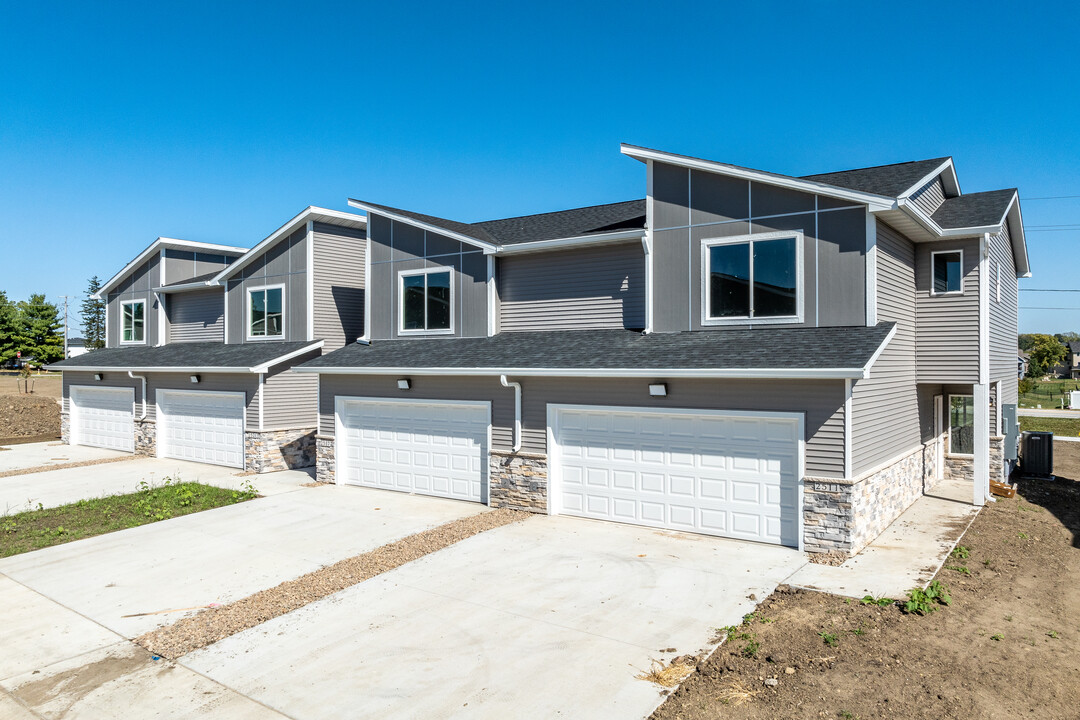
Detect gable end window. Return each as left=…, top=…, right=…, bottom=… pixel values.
left=931, top=250, right=963, bottom=295
left=248, top=286, right=284, bottom=338
left=399, top=268, right=453, bottom=334
left=701, top=231, right=802, bottom=325
left=120, top=300, right=145, bottom=343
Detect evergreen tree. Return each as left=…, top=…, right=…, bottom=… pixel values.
left=0, top=292, right=20, bottom=365
left=16, top=294, right=64, bottom=364
left=82, top=276, right=106, bottom=349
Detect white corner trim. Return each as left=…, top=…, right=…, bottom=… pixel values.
left=973, top=383, right=990, bottom=506
left=844, top=378, right=853, bottom=479
left=258, top=372, right=265, bottom=432
left=865, top=212, right=877, bottom=326
left=645, top=159, right=655, bottom=333
left=362, top=234, right=372, bottom=342
left=486, top=255, right=496, bottom=337
left=698, top=230, right=805, bottom=327
left=306, top=220, right=315, bottom=342
left=979, top=234, right=990, bottom=385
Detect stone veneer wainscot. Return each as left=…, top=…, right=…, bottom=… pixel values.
left=488, top=450, right=548, bottom=512
left=244, top=428, right=316, bottom=473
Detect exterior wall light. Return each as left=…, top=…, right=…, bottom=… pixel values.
left=190, top=375, right=200, bottom=383
left=648, top=383, right=667, bottom=397
left=94, top=373, right=103, bottom=381
left=397, top=378, right=411, bottom=390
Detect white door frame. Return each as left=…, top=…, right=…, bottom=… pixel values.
left=934, top=394, right=944, bottom=481
left=156, top=389, right=247, bottom=467
left=69, top=385, right=135, bottom=452
left=546, top=403, right=806, bottom=550
left=334, top=395, right=493, bottom=505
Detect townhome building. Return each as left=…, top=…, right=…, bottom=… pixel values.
left=296, top=145, right=1027, bottom=557
left=52, top=207, right=367, bottom=472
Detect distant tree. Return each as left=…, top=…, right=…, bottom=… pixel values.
left=16, top=294, right=64, bottom=365
left=81, top=276, right=106, bottom=350
left=1026, top=334, right=1067, bottom=378
left=0, top=292, right=20, bottom=364
left=1018, top=334, right=1038, bottom=352
left=1054, top=331, right=1080, bottom=345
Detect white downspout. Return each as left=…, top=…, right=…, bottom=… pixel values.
left=641, top=234, right=653, bottom=334
left=499, top=375, right=522, bottom=453
left=128, top=371, right=147, bottom=420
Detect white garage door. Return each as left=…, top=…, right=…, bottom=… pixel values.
left=70, top=386, right=135, bottom=452
left=551, top=405, right=801, bottom=547
left=158, top=390, right=245, bottom=468
left=336, top=397, right=489, bottom=503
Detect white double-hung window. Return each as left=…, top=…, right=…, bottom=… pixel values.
left=399, top=267, right=453, bottom=334
left=702, top=231, right=803, bottom=325
left=120, top=300, right=145, bottom=343
left=248, top=285, right=284, bottom=338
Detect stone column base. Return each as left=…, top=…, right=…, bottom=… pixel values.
left=315, top=435, right=335, bottom=483
left=61, top=413, right=70, bottom=444
left=489, top=450, right=548, bottom=512
left=245, top=428, right=316, bottom=473
left=135, top=419, right=156, bottom=456
left=990, top=436, right=1005, bottom=483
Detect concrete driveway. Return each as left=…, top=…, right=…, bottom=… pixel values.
left=0, top=440, right=122, bottom=474
left=0, top=480, right=805, bottom=719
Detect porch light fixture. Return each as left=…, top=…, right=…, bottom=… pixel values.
left=190, top=375, right=200, bottom=383
left=93, top=373, right=103, bottom=381
left=648, top=383, right=667, bottom=397
left=397, top=378, right=411, bottom=390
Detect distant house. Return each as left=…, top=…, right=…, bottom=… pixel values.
left=1018, top=350, right=1029, bottom=378
left=67, top=338, right=90, bottom=358
left=1067, top=342, right=1080, bottom=379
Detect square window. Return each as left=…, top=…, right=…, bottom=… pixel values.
left=704, top=233, right=799, bottom=322
left=121, top=301, right=144, bottom=343
left=248, top=287, right=284, bottom=338
left=399, top=269, right=453, bottom=333
left=933, top=251, right=963, bottom=294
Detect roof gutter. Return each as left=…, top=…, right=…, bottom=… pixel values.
left=292, top=366, right=868, bottom=380
left=494, top=229, right=645, bottom=255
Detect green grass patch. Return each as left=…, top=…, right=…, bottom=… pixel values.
left=1019, top=416, right=1080, bottom=437
left=1019, top=378, right=1080, bottom=408
left=0, top=477, right=257, bottom=558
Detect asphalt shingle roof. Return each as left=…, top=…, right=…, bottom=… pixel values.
left=48, top=340, right=320, bottom=370
left=930, top=189, right=1016, bottom=229
left=800, top=158, right=951, bottom=197
left=300, top=325, right=895, bottom=374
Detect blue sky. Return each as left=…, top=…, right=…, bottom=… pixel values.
left=1, top=1, right=1077, bottom=334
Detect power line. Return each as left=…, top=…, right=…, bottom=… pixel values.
left=1024, top=195, right=1080, bottom=200
left=1020, top=307, right=1080, bottom=310
left=1020, top=289, right=1080, bottom=292
left=1025, top=224, right=1080, bottom=228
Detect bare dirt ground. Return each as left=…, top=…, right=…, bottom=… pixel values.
left=653, top=442, right=1080, bottom=720
left=0, top=373, right=61, bottom=443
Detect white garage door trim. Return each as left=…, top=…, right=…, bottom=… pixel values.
left=547, top=404, right=805, bottom=550
left=334, top=396, right=491, bottom=505
left=69, top=385, right=135, bottom=452
left=156, top=389, right=246, bottom=469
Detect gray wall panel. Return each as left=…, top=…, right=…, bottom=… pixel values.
left=989, top=223, right=1019, bottom=394
left=815, top=208, right=867, bottom=327
left=915, top=238, right=980, bottom=382
left=106, top=255, right=161, bottom=348
left=652, top=228, right=690, bottom=331
left=751, top=181, right=816, bottom=217
left=498, top=243, right=645, bottom=331
left=166, top=289, right=225, bottom=343
left=225, top=228, right=308, bottom=344
left=690, top=170, right=748, bottom=225
left=653, top=162, right=689, bottom=230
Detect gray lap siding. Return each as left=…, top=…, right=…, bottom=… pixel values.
left=989, top=223, right=1019, bottom=413
left=166, top=289, right=225, bottom=343
left=915, top=237, right=981, bottom=382
left=312, top=222, right=366, bottom=351
left=318, top=374, right=847, bottom=478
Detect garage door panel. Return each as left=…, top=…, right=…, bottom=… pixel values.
left=554, top=406, right=800, bottom=547
left=70, top=387, right=135, bottom=452
left=158, top=391, right=244, bottom=469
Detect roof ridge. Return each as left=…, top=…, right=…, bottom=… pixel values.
left=800, top=157, right=951, bottom=178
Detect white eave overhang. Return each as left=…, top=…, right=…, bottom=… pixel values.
left=494, top=229, right=646, bottom=255
left=151, top=280, right=218, bottom=294
left=95, top=238, right=248, bottom=299
left=51, top=341, right=324, bottom=375
left=212, top=207, right=367, bottom=285
left=895, top=158, right=961, bottom=200
left=348, top=200, right=499, bottom=254
left=295, top=363, right=874, bottom=380
left=619, top=143, right=898, bottom=212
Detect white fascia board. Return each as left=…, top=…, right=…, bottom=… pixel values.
left=860, top=323, right=898, bottom=378
left=1007, top=196, right=1030, bottom=277
left=52, top=366, right=253, bottom=373
left=494, top=229, right=645, bottom=255
left=890, top=200, right=1004, bottom=240
left=347, top=200, right=498, bottom=254
left=151, top=280, right=217, bottom=293
left=619, top=144, right=897, bottom=212
left=248, top=340, right=325, bottom=373
left=896, top=158, right=958, bottom=199
left=293, top=365, right=866, bottom=379
left=96, top=238, right=249, bottom=298
left=213, top=206, right=367, bottom=284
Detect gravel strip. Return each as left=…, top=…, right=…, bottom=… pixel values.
left=0, top=454, right=138, bottom=479
left=137, top=507, right=528, bottom=659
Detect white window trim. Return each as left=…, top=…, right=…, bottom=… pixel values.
left=700, top=230, right=804, bottom=326
left=119, top=299, right=146, bottom=345
left=398, top=266, right=455, bottom=336
left=946, top=393, right=975, bottom=458
left=995, top=259, right=1002, bottom=303
left=246, top=284, right=286, bottom=341
left=930, top=249, right=965, bottom=297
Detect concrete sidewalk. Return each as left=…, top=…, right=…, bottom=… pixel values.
left=787, top=479, right=980, bottom=599
left=0, top=440, right=124, bottom=473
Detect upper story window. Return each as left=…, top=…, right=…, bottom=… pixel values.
left=248, top=286, right=284, bottom=339
left=120, top=300, right=145, bottom=344
left=931, top=250, right=963, bottom=295
left=400, top=267, right=453, bottom=334
left=701, top=231, right=802, bottom=325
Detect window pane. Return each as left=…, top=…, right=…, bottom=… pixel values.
left=753, top=238, right=797, bottom=317
left=426, top=272, right=451, bottom=330
left=949, top=396, right=974, bottom=455
left=132, top=302, right=144, bottom=342
left=709, top=244, right=750, bottom=318
left=122, top=304, right=132, bottom=341
left=265, top=288, right=283, bottom=336
left=402, top=275, right=425, bottom=330
left=934, top=252, right=962, bottom=293
left=250, top=291, right=265, bottom=336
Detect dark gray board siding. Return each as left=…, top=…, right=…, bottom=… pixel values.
left=162, top=250, right=234, bottom=286
left=226, top=228, right=308, bottom=344
left=851, top=222, right=920, bottom=475
left=63, top=371, right=260, bottom=427
left=318, top=374, right=847, bottom=478
left=368, top=215, right=488, bottom=340
left=166, top=289, right=224, bottom=343
left=909, top=177, right=947, bottom=217
left=650, top=161, right=866, bottom=331
left=915, top=237, right=981, bottom=382
left=498, top=243, right=645, bottom=331
left=107, top=255, right=161, bottom=348
left=312, top=222, right=366, bottom=351
left=989, top=222, right=1019, bottom=414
